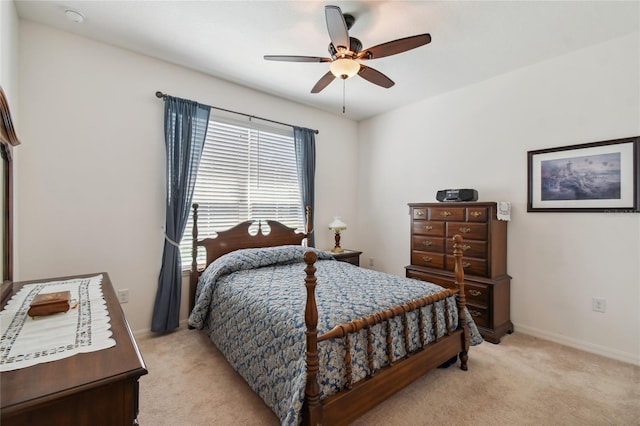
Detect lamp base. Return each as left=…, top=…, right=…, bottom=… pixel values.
left=331, top=229, right=344, bottom=254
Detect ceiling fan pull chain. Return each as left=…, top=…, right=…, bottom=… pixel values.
left=342, top=79, right=346, bottom=114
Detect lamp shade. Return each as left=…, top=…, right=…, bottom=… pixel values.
left=329, top=59, right=360, bottom=79
left=328, top=216, right=347, bottom=231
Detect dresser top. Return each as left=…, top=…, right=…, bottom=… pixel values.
left=1, top=272, right=147, bottom=414
left=409, top=201, right=497, bottom=208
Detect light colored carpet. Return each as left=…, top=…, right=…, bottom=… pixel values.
left=136, top=329, right=639, bottom=425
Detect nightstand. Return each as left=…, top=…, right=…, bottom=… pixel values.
left=330, top=249, right=362, bottom=266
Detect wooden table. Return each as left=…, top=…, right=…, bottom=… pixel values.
left=330, top=249, right=362, bottom=266
left=1, top=273, right=148, bottom=425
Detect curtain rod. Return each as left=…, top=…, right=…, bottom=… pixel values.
left=155, top=91, right=319, bottom=135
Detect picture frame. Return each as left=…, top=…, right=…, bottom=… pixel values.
left=527, top=136, right=639, bottom=213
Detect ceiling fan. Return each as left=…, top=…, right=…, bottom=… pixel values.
left=264, top=5, right=431, bottom=94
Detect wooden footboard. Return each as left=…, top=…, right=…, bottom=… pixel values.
left=302, top=235, right=469, bottom=426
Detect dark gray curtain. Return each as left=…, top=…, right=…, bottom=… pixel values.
left=152, top=96, right=210, bottom=333
left=293, top=127, right=316, bottom=247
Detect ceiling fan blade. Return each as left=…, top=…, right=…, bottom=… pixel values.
left=357, top=34, right=431, bottom=60
left=311, top=71, right=336, bottom=93
left=325, top=5, right=349, bottom=50
left=357, top=65, right=395, bottom=88
left=264, top=55, right=331, bottom=63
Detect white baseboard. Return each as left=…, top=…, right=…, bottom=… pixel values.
left=513, top=322, right=640, bottom=366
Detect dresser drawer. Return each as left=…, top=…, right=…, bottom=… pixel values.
left=428, top=207, right=465, bottom=221
left=411, top=251, right=445, bottom=268
left=466, top=304, right=488, bottom=328
left=405, top=271, right=489, bottom=306
left=445, top=239, right=486, bottom=259
left=412, top=208, right=427, bottom=220
left=446, top=255, right=487, bottom=276
left=412, top=221, right=445, bottom=236
left=464, top=283, right=490, bottom=305
left=446, top=222, right=487, bottom=240
left=406, top=271, right=457, bottom=292
left=466, top=207, right=488, bottom=222
left=412, top=236, right=445, bottom=252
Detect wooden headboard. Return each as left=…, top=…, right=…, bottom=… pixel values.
left=188, top=203, right=311, bottom=311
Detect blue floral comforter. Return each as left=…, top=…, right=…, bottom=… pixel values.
left=188, top=245, right=482, bottom=425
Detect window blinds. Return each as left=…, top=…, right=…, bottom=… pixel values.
left=180, top=118, right=304, bottom=266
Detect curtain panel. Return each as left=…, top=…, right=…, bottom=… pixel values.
left=293, top=127, right=316, bottom=247
left=152, top=96, right=210, bottom=333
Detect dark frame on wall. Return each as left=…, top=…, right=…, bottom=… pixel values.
left=0, top=86, right=19, bottom=304
left=527, top=136, right=640, bottom=213
left=1, top=143, right=12, bottom=286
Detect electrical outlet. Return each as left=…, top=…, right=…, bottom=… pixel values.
left=369, top=258, right=375, bottom=267
left=117, top=289, right=130, bottom=304
left=592, top=297, right=606, bottom=313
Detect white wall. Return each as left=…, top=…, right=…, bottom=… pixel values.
left=1, top=0, right=18, bottom=97
left=17, top=21, right=358, bottom=333
left=357, top=33, right=640, bottom=365
left=15, top=16, right=640, bottom=365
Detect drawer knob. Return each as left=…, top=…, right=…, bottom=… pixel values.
left=469, top=310, right=482, bottom=317
left=424, top=225, right=433, bottom=231
left=468, top=289, right=481, bottom=297
left=422, top=241, right=433, bottom=247
left=462, top=244, right=471, bottom=251
left=440, top=211, right=452, bottom=217
left=462, top=262, right=471, bottom=269
left=459, top=227, right=471, bottom=234
left=470, top=211, right=482, bottom=217
left=422, top=256, right=432, bottom=263
left=415, top=210, right=425, bottom=216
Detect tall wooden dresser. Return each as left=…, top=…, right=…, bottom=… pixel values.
left=405, top=202, right=513, bottom=343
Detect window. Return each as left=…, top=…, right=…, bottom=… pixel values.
left=179, top=117, right=304, bottom=266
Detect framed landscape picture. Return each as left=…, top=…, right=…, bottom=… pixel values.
left=527, top=136, right=639, bottom=212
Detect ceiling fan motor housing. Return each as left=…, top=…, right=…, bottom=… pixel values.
left=328, top=37, right=363, bottom=59
left=343, top=13, right=355, bottom=30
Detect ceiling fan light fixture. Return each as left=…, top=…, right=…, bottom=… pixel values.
left=330, top=58, right=360, bottom=79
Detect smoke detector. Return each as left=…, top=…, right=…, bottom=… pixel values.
left=65, top=9, right=85, bottom=24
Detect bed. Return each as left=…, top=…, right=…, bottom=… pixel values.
left=187, top=204, right=482, bottom=425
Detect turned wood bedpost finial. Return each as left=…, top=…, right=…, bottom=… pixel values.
left=303, top=250, right=321, bottom=425
left=305, top=205, right=312, bottom=235
left=453, top=234, right=469, bottom=370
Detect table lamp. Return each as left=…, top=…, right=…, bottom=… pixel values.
left=328, top=216, right=347, bottom=253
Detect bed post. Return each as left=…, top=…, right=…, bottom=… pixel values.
left=189, top=203, right=199, bottom=315
left=305, top=205, right=312, bottom=246
left=302, top=250, right=321, bottom=425
left=453, top=234, right=469, bottom=371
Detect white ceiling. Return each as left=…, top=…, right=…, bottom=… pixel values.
left=15, top=1, right=640, bottom=121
